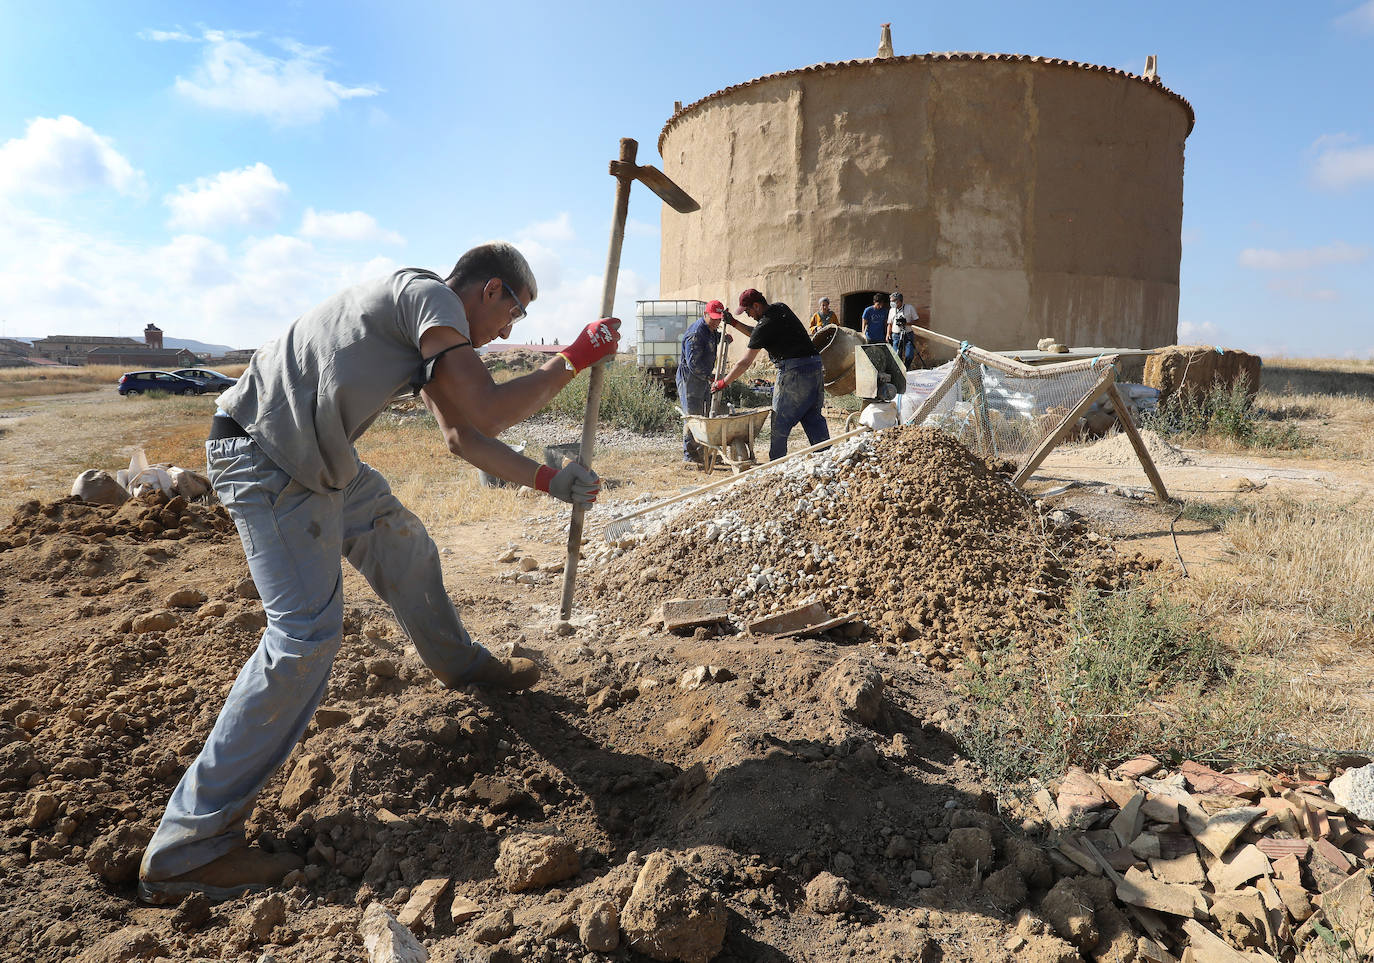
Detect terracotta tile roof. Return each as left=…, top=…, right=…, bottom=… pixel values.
left=659, top=52, right=1194, bottom=152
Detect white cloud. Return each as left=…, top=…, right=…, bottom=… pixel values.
left=509, top=237, right=565, bottom=298
left=1335, top=1, right=1374, bottom=30
left=1311, top=136, right=1374, bottom=190
left=1237, top=242, right=1369, bottom=271
left=165, top=162, right=289, bottom=231
left=0, top=116, right=144, bottom=197
left=521, top=212, right=576, bottom=244
left=157, top=235, right=234, bottom=287
left=1266, top=279, right=1340, bottom=302
left=138, top=28, right=195, bottom=42
left=0, top=200, right=399, bottom=348
left=170, top=30, right=380, bottom=125
left=625, top=218, right=658, bottom=238
left=300, top=207, right=403, bottom=244
left=1177, top=320, right=1218, bottom=342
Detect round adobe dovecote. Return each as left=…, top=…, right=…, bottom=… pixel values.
left=657, top=53, right=1193, bottom=353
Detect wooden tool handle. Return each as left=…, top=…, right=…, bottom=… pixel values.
left=561, top=138, right=637, bottom=620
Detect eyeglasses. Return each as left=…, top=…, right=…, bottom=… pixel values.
left=499, top=280, right=528, bottom=322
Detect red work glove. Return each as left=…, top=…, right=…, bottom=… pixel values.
left=710, top=378, right=727, bottom=393
left=534, top=463, right=600, bottom=505
left=557, top=318, right=621, bottom=373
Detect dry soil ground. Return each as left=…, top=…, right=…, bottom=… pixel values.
left=0, top=370, right=1371, bottom=963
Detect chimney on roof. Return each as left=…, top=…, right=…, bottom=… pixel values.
left=1143, top=55, right=1159, bottom=81
left=877, top=23, right=894, bottom=59
left=144, top=323, right=163, bottom=349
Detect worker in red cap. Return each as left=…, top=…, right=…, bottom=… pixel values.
left=712, top=288, right=830, bottom=460
left=676, top=299, right=732, bottom=464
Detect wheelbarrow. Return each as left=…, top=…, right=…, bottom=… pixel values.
left=682, top=406, right=773, bottom=473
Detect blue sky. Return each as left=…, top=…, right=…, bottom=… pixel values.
left=0, top=1, right=1370, bottom=357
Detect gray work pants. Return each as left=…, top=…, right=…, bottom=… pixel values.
left=140, top=435, right=490, bottom=880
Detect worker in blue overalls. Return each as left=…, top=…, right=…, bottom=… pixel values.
left=676, top=299, right=729, bottom=464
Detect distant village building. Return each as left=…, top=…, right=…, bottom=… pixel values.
left=31, top=323, right=200, bottom=367
left=0, top=338, right=37, bottom=368
left=218, top=349, right=255, bottom=364
left=85, top=345, right=197, bottom=367
left=31, top=335, right=142, bottom=366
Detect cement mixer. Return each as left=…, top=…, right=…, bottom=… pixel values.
left=811, top=324, right=907, bottom=427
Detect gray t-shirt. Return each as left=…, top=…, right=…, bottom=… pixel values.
left=218, top=268, right=469, bottom=493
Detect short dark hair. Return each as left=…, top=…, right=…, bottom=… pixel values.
left=872, top=294, right=884, bottom=303
left=446, top=242, right=538, bottom=299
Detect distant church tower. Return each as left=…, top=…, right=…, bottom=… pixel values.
left=877, top=23, right=894, bottom=59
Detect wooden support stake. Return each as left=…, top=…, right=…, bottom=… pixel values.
left=961, top=361, right=995, bottom=456
left=1106, top=382, right=1172, bottom=503
left=1012, top=365, right=1118, bottom=488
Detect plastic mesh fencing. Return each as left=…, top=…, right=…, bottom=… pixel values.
left=899, top=354, right=1112, bottom=463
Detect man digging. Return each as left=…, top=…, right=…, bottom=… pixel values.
left=138, top=242, right=619, bottom=904
left=712, top=288, right=831, bottom=461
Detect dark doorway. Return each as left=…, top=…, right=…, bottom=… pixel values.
left=842, top=291, right=884, bottom=334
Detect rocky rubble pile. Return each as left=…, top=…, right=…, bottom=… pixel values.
left=1, top=489, right=234, bottom=553
left=1023, top=756, right=1374, bottom=961
left=588, top=427, right=1150, bottom=666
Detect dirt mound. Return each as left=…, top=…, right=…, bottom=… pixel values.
left=1076, top=429, right=1192, bottom=467
left=590, top=427, right=1149, bottom=666
left=0, top=442, right=1170, bottom=963
left=2, top=490, right=234, bottom=550
left=484, top=348, right=553, bottom=375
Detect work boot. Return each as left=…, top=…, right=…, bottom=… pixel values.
left=466, top=657, right=541, bottom=692
left=138, top=846, right=303, bottom=905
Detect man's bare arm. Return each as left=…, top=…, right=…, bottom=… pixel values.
left=718, top=347, right=761, bottom=388
left=723, top=311, right=754, bottom=337
left=418, top=371, right=546, bottom=487
left=419, top=326, right=575, bottom=437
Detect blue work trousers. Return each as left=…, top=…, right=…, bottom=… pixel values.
left=677, top=375, right=710, bottom=461
left=141, top=436, right=490, bottom=880
left=770, top=356, right=830, bottom=461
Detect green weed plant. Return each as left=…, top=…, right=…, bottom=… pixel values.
left=959, top=583, right=1300, bottom=786
left=543, top=362, right=679, bottom=434
left=1146, top=374, right=1309, bottom=450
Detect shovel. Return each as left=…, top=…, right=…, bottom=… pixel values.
left=708, top=309, right=731, bottom=417
left=559, top=138, right=699, bottom=620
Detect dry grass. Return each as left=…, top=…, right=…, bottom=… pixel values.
left=355, top=415, right=532, bottom=527
left=0, top=363, right=248, bottom=402
left=0, top=393, right=219, bottom=511
left=1256, top=358, right=1374, bottom=460
left=1185, top=496, right=1374, bottom=756
left=963, top=355, right=1374, bottom=775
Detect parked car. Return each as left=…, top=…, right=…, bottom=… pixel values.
left=172, top=368, right=238, bottom=392
left=116, top=370, right=202, bottom=396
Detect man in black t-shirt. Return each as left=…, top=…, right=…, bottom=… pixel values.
left=711, top=288, right=831, bottom=460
